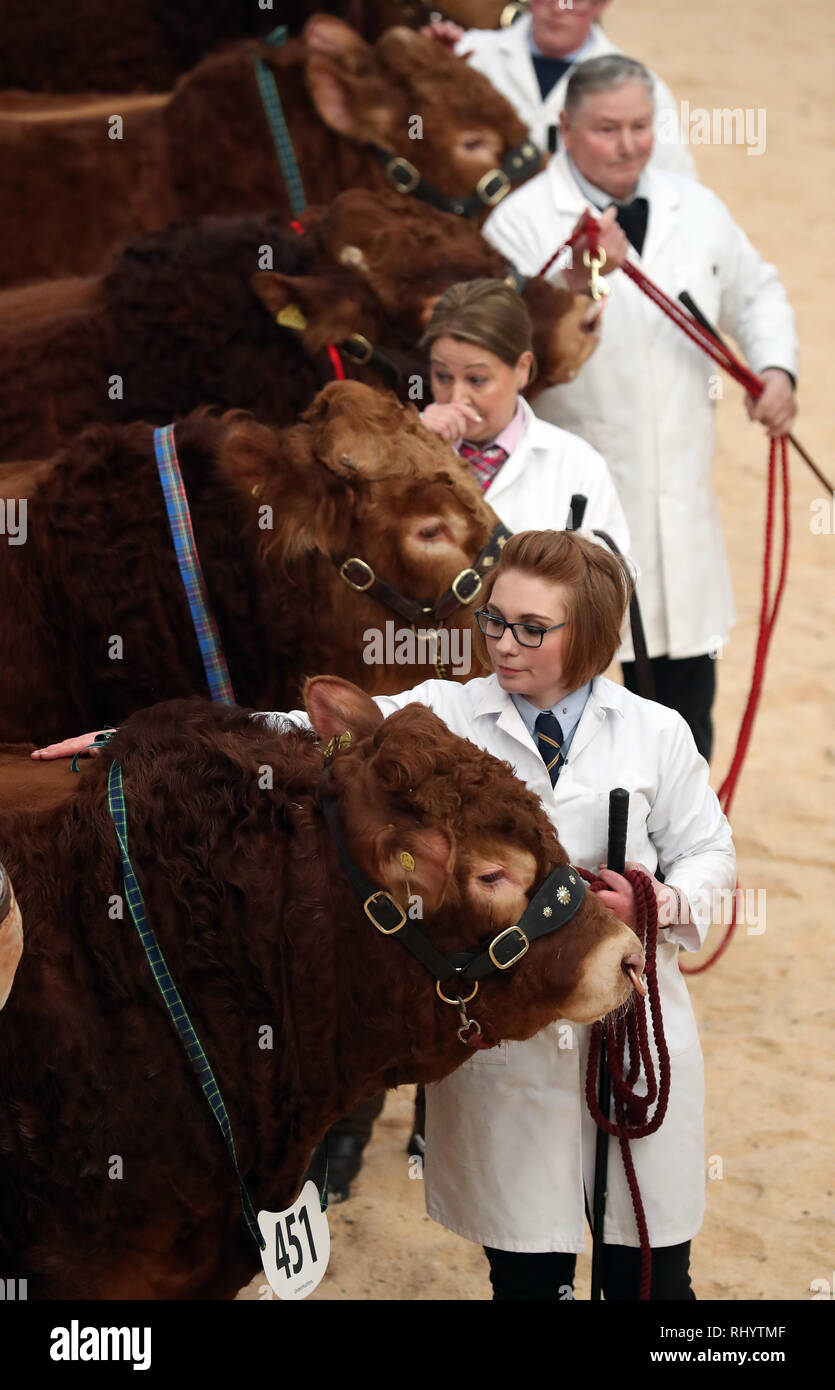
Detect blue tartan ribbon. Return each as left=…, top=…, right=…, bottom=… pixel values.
left=107, top=757, right=264, bottom=1249
left=254, top=26, right=307, bottom=218
left=152, top=424, right=236, bottom=706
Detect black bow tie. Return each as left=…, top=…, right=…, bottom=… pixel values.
left=612, top=196, right=649, bottom=256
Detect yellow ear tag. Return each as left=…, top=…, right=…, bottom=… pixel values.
left=276, top=303, right=308, bottom=331
left=399, top=851, right=416, bottom=873
left=337, top=731, right=352, bottom=751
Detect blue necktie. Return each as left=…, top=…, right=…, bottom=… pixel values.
left=535, top=710, right=565, bottom=787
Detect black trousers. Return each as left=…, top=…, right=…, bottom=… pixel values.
left=621, top=653, right=716, bottom=762
left=484, top=1240, right=695, bottom=1301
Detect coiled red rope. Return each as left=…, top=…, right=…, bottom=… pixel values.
left=580, top=866, right=671, bottom=1299
left=541, top=214, right=793, bottom=977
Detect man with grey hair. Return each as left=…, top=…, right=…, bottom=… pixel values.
left=482, top=54, right=798, bottom=759
left=423, top=0, right=695, bottom=175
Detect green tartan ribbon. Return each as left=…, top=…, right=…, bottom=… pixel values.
left=107, top=758, right=265, bottom=1249
left=255, top=26, right=307, bottom=218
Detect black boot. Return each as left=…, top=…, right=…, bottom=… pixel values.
left=305, top=1092, right=386, bottom=1203
left=406, top=1084, right=426, bottom=1158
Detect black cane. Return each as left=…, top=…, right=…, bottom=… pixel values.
left=678, top=291, right=833, bottom=495
left=590, top=787, right=629, bottom=1301
left=567, top=493, right=588, bottom=531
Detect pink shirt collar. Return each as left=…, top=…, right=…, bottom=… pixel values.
left=459, top=396, right=525, bottom=456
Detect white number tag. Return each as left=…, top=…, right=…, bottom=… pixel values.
left=258, top=1181, right=330, bottom=1301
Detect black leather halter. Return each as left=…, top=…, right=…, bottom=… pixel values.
left=332, top=521, right=511, bottom=631
left=364, top=138, right=541, bottom=219
left=320, top=772, right=586, bottom=1034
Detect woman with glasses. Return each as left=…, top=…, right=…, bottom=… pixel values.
left=419, top=278, right=630, bottom=554
left=34, top=529, right=735, bottom=1300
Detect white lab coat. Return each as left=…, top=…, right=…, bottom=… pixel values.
left=483, top=152, right=799, bottom=660
left=456, top=16, right=696, bottom=177
left=261, top=673, right=736, bottom=1249
left=480, top=395, right=630, bottom=554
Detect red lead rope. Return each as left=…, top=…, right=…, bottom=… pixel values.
left=581, top=866, right=670, bottom=1300
left=539, top=214, right=792, bottom=976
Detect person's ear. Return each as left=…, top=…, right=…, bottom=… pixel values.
left=558, top=107, right=572, bottom=150
left=515, top=350, right=534, bottom=390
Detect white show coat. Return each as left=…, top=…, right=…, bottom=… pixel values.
left=477, top=396, right=631, bottom=554
left=366, top=673, right=736, bottom=1251
left=456, top=16, right=696, bottom=177
left=483, top=152, right=799, bottom=660
left=261, top=672, right=735, bottom=1248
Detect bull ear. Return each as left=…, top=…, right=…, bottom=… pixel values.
left=305, top=56, right=394, bottom=140
left=375, top=824, right=455, bottom=916
left=301, top=380, right=413, bottom=479
left=302, top=14, right=372, bottom=61
left=304, top=676, right=384, bottom=742
left=250, top=272, right=366, bottom=353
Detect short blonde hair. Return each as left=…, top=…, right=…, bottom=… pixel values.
left=478, top=530, right=633, bottom=689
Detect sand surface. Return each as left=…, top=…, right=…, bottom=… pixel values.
left=239, top=0, right=835, bottom=1303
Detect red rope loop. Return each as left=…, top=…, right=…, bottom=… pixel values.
left=537, top=218, right=793, bottom=979
left=580, top=865, right=671, bottom=1299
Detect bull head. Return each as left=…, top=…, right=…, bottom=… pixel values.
left=221, top=381, right=498, bottom=694
left=302, top=16, right=534, bottom=207
left=305, top=675, right=643, bottom=1078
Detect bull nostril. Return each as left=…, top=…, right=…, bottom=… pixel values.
left=622, top=950, right=647, bottom=997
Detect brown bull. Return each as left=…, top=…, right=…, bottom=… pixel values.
left=0, top=192, right=594, bottom=461
left=0, top=18, right=538, bottom=287
left=0, top=678, right=641, bottom=1297
left=0, top=3, right=520, bottom=92
left=0, top=381, right=501, bottom=743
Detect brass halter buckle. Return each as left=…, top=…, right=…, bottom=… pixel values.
left=342, top=333, right=374, bottom=366
left=364, top=891, right=407, bottom=935
left=339, top=557, right=375, bottom=592
left=477, top=168, right=511, bottom=207
left=450, top=568, right=482, bottom=604
left=385, top=155, right=421, bottom=194
left=487, top=925, right=529, bottom=970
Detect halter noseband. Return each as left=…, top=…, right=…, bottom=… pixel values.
left=364, top=138, right=542, bottom=220
left=332, top=521, right=511, bottom=640
left=320, top=770, right=586, bottom=1046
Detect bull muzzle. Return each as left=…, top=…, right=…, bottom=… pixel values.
left=0, top=862, right=23, bottom=1011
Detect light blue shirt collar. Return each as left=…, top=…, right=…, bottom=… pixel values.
left=567, top=154, right=650, bottom=209
left=511, top=681, right=592, bottom=759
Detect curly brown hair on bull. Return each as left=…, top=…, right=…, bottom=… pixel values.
left=0, top=382, right=499, bottom=743
left=0, top=681, right=637, bottom=1298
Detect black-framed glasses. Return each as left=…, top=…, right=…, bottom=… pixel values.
left=474, top=609, right=567, bottom=649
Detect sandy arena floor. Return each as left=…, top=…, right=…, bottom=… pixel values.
left=239, top=0, right=835, bottom=1302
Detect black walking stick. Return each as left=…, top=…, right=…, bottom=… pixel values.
left=590, top=787, right=630, bottom=1302
left=678, top=291, right=833, bottom=495
left=567, top=494, right=656, bottom=702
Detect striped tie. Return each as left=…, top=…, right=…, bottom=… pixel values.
left=458, top=440, right=508, bottom=493
left=535, top=710, right=564, bottom=787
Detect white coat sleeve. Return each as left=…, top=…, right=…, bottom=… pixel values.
left=253, top=680, right=448, bottom=732
left=714, top=199, right=799, bottom=381
left=483, top=190, right=556, bottom=280
left=645, top=712, right=737, bottom=952
left=650, top=75, right=698, bottom=180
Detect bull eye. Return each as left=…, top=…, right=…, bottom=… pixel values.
left=419, top=524, right=442, bottom=540
left=478, top=870, right=504, bottom=885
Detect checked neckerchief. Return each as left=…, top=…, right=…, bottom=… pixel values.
left=458, top=440, right=508, bottom=493
left=535, top=710, right=565, bottom=787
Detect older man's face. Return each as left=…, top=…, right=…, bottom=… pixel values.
left=530, top=0, right=609, bottom=58
left=560, top=80, right=654, bottom=200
